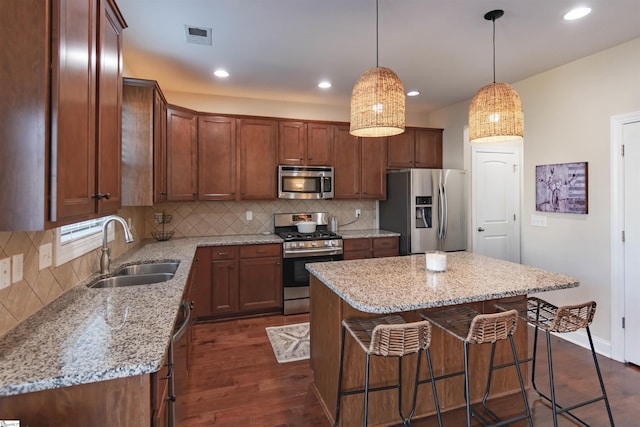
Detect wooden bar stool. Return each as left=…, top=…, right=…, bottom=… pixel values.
left=495, top=297, right=615, bottom=426
left=420, top=306, right=533, bottom=427
left=333, top=314, right=441, bottom=427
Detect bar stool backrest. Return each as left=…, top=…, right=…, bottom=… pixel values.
left=466, top=310, right=518, bottom=344
left=550, top=300, right=596, bottom=333
left=370, top=320, right=432, bottom=357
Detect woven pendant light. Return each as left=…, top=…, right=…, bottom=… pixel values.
left=350, top=0, right=405, bottom=137
left=469, top=10, right=523, bottom=143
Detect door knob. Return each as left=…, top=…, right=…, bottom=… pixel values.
left=477, top=227, right=485, bottom=232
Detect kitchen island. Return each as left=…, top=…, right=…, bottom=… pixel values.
left=306, top=252, right=579, bottom=426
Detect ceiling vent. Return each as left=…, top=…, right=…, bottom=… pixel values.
left=184, top=25, right=212, bottom=45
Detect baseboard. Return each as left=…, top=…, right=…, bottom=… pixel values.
left=528, top=325, right=612, bottom=359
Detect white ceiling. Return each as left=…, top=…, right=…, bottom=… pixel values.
left=118, top=0, right=640, bottom=114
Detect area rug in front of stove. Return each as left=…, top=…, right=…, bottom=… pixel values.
left=265, top=322, right=310, bottom=363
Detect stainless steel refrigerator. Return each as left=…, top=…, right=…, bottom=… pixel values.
left=379, top=169, right=467, bottom=255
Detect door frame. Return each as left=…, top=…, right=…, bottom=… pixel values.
left=466, top=127, right=523, bottom=261
left=610, top=110, right=640, bottom=362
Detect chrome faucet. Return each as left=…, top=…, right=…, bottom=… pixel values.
left=100, top=215, right=135, bottom=275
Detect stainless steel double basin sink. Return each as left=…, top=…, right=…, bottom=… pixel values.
left=88, top=261, right=180, bottom=288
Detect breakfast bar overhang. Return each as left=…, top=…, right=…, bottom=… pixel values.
left=306, top=252, right=579, bottom=426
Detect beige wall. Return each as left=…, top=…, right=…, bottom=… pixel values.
left=426, top=38, right=640, bottom=344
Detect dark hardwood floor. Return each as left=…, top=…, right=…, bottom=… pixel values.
left=182, top=314, right=639, bottom=426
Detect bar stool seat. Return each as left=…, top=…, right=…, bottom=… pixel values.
left=420, top=306, right=533, bottom=427
left=333, top=314, right=441, bottom=427
left=495, top=297, right=615, bottom=426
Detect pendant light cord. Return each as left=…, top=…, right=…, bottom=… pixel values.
left=376, top=0, right=379, bottom=67
left=492, top=15, right=496, bottom=83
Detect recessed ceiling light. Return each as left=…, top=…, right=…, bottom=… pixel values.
left=214, top=69, right=229, bottom=78
left=563, top=7, right=591, bottom=20
left=407, top=90, right=420, bottom=97
left=318, top=81, right=332, bottom=89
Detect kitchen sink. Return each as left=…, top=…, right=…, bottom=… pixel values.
left=113, top=261, right=180, bottom=276
left=88, top=272, right=175, bottom=288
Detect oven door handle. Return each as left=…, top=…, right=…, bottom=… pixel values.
left=283, top=248, right=343, bottom=257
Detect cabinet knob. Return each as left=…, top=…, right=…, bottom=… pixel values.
left=193, top=192, right=197, bottom=196
left=91, top=192, right=111, bottom=200
left=229, top=265, right=235, bottom=269
left=160, top=192, right=167, bottom=196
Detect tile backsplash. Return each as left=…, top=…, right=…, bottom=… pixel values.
left=0, top=207, right=145, bottom=337
left=0, top=199, right=377, bottom=336
left=144, top=199, right=377, bottom=238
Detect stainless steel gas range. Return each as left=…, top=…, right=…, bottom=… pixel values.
left=274, top=212, right=343, bottom=315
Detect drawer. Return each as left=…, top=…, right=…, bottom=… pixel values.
left=344, top=238, right=371, bottom=251
left=239, top=243, right=281, bottom=258
left=211, top=246, right=238, bottom=260
left=372, top=237, right=398, bottom=250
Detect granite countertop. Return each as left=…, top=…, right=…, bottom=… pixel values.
left=338, top=229, right=400, bottom=239
left=0, top=234, right=282, bottom=397
left=306, top=251, right=579, bottom=314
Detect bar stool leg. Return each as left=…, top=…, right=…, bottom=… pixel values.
left=586, top=326, right=615, bottom=426
left=364, top=353, right=371, bottom=426
left=426, top=348, right=443, bottom=427
left=463, top=341, right=472, bottom=427
left=333, top=325, right=347, bottom=427
left=509, top=334, right=534, bottom=427
left=481, top=342, right=498, bottom=410
left=546, top=330, right=559, bottom=427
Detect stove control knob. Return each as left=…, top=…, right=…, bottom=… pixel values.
left=311, top=241, right=317, bottom=247
left=325, top=240, right=335, bottom=247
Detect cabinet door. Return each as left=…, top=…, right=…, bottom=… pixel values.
left=198, top=115, right=237, bottom=200
left=415, top=128, right=443, bottom=168
left=278, top=121, right=306, bottom=165
left=95, top=0, right=124, bottom=214
left=189, top=247, right=212, bottom=319
left=387, top=129, right=415, bottom=168
left=333, top=125, right=361, bottom=199
left=211, top=259, right=239, bottom=316
left=307, top=123, right=333, bottom=166
left=372, top=237, right=399, bottom=258
left=343, top=238, right=371, bottom=260
left=238, top=118, right=278, bottom=199
left=166, top=106, right=198, bottom=201
left=238, top=256, right=282, bottom=312
left=154, top=90, right=168, bottom=203
left=50, top=0, right=97, bottom=222
left=360, top=136, right=387, bottom=200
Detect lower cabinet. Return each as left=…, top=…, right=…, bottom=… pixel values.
left=343, top=237, right=399, bottom=260
left=192, top=243, right=283, bottom=321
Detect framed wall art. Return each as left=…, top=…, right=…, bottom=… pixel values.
left=535, top=162, right=588, bottom=214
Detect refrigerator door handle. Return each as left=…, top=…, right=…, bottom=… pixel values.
left=437, top=185, right=444, bottom=240
left=440, top=184, right=448, bottom=240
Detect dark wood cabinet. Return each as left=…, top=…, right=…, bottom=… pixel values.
left=238, top=118, right=278, bottom=200
left=121, top=78, right=167, bottom=206
left=360, top=137, right=387, bottom=199
left=279, top=121, right=333, bottom=166
left=343, top=237, right=399, bottom=260
left=0, top=0, right=126, bottom=230
left=166, top=105, right=198, bottom=201
left=388, top=128, right=443, bottom=169
left=192, top=244, right=282, bottom=320
left=333, top=125, right=361, bottom=199
left=189, top=247, right=212, bottom=319
left=198, top=115, right=237, bottom=200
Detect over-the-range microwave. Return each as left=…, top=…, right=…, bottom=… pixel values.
left=277, top=165, right=334, bottom=200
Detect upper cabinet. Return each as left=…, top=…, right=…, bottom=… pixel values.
left=278, top=121, right=333, bottom=166
left=198, top=115, right=237, bottom=201
left=333, top=125, right=387, bottom=200
left=238, top=118, right=278, bottom=199
left=121, top=78, right=167, bottom=206
left=0, top=0, right=126, bottom=230
left=166, top=105, right=198, bottom=201
left=387, top=128, right=443, bottom=169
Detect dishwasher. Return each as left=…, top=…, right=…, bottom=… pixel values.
left=168, top=300, right=191, bottom=427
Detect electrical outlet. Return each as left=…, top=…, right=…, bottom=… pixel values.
left=0, top=258, right=10, bottom=289
left=531, top=214, right=547, bottom=227
left=12, top=253, right=23, bottom=283
left=355, top=208, right=361, bottom=217
left=246, top=210, right=253, bottom=221
left=39, top=243, right=53, bottom=270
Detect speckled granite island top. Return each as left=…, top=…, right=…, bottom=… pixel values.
left=306, top=251, right=579, bottom=313
left=0, top=234, right=282, bottom=397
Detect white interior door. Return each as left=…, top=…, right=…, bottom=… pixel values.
left=472, top=146, right=521, bottom=262
left=624, top=120, right=640, bottom=365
